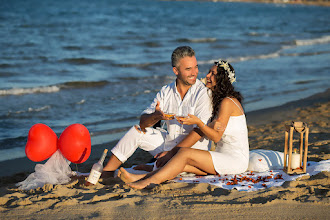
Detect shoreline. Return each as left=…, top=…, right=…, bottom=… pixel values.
left=0, top=88, right=328, bottom=179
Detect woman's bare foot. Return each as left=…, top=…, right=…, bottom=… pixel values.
left=118, top=167, right=145, bottom=183
left=127, top=179, right=153, bottom=189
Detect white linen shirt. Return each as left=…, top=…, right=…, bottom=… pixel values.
left=142, top=79, right=212, bottom=151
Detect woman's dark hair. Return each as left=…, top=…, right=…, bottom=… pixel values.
left=210, top=61, right=243, bottom=121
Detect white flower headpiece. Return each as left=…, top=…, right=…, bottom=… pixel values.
left=215, top=60, right=236, bottom=84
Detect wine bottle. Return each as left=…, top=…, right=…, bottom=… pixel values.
left=86, top=149, right=108, bottom=185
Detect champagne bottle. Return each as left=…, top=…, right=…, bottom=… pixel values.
left=86, top=149, right=108, bottom=185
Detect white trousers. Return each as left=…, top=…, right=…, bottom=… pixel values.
left=111, top=126, right=167, bottom=163
left=111, top=125, right=209, bottom=163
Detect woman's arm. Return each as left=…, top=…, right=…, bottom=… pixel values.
left=181, top=98, right=233, bottom=143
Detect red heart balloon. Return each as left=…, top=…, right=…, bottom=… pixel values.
left=58, top=124, right=91, bottom=164
left=25, top=123, right=58, bottom=162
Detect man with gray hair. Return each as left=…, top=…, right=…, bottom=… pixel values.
left=102, top=46, right=212, bottom=176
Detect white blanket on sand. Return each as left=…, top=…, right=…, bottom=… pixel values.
left=123, top=159, right=330, bottom=192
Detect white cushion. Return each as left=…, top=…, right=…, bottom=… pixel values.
left=248, top=150, right=284, bottom=172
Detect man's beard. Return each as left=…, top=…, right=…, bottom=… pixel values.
left=178, top=75, right=196, bottom=86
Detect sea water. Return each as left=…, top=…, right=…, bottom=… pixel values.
left=0, top=0, right=329, bottom=162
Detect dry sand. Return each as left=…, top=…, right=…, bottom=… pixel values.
left=1, top=89, right=329, bottom=219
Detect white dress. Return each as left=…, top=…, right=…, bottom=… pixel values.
left=209, top=98, right=249, bottom=174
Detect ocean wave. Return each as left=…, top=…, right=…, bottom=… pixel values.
left=294, top=80, right=318, bottom=85
left=198, top=51, right=281, bottom=65
left=229, top=52, right=280, bottom=63
left=0, top=71, right=19, bottom=77
left=0, top=147, right=26, bottom=162
left=60, top=57, right=106, bottom=65
left=113, top=61, right=168, bottom=68
left=118, top=75, right=172, bottom=81
left=76, top=99, right=86, bottom=104
left=62, top=46, right=82, bottom=51
left=246, top=40, right=271, bottom=45
left=0, top=63, right=13, bottom=68
left=0, top=85, right=60, bottom=96
left=244, top=97, right=263, bottom=104
left=61, top=80, right=109, bottom=88
left=248, top=32, right=268, bottom=37
left=138, top=41, right=162, bottom=48
left=0, top=80, right=110, bottom=96
left=95, top=45, right=115, bottom=50
left=8, top=105, right=51, bottom=115
left=84, top=116, right=139, bottom=126
left=284, top=50, right=330, bottom=57
left=199, top=36, right=330, bottom=65
left=247, top=32, right=285, bottom=38
left=295, top=35, right=330, bottom=46
left=176, top=38, right=217, bottom=43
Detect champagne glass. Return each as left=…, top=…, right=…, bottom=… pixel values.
left=176, top=106, right=190, bottom=134
left=162, top=103, right=176, bottom=150
left=163, top=101, right=176, bottom=121
left=162, top=105, right=176, bottom=137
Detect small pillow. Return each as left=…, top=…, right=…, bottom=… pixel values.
left=248, top=149, right=284, bottom=172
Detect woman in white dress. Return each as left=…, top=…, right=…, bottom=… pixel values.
left=119, top=60, right=249, bottom=189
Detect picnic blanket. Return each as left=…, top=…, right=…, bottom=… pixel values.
left=172, top=160, right=330, bottom=191
left=122, top=159, right=329, bottom=192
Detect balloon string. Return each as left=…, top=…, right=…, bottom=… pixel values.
left=75, top=163, right=79, bottom=173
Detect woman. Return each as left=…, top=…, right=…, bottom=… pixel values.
left=119, top=60, right=249, bottom=189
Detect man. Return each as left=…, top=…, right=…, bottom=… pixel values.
left=102, top=46, right=212, bottom=176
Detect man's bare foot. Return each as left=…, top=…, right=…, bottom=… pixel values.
left=118, top=167, right=145, bottom=183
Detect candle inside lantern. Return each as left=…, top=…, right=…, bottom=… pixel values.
left=291, top=148, right=300, bottom=169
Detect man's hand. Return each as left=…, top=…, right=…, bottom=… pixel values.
left=155, top=151, right=174, bottom=168
left=140, top=101, right=168, bottom=131
left=153, top=101, right=166, bottom=120
left=154, top=101, right=174, bottom=121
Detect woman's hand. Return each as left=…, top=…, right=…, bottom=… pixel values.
left=178, top=114, right=203, bottom=127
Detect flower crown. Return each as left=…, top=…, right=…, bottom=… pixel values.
left=215, top=60, right=236, bottom=84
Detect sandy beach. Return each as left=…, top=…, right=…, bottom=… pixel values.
left=1, top=89, right=329, bottom=219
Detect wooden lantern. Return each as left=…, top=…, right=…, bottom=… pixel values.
left=283, top=121, right=309, bottom=174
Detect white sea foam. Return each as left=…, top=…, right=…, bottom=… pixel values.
left=0, top=147, right=26, bottom=162
left=188, top=38, right=217, bottom=43
left=8, top=105, right=51, bottom=115
left=229, top=52, right=280, bottom=63
left=76, top=99, right=86, bottom=104
left=200, top=36, right=330, bottom=65
left=0, top=85, right=60, bottom=96
left=177, top=37, right=217, bottom=43
left=199, top=51, right=281, bottom=65
left=295, top=35, right=330, bottom=46
left=28, top=105, right=51, bottom=112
